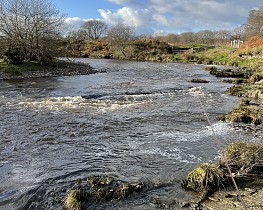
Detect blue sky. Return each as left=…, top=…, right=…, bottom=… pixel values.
left=52, top=0, right=263, bottom=35
left=52, top=0, right=118, bottom=19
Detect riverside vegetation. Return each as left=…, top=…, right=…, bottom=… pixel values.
left=0, top=58, right=95, bottom=80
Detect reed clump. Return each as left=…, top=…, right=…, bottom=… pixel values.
left=221, top=141, right=263, bottom=177
left=181, top=163, right=224, bottom=192
left=64, top=189, right=86, bottom=210
left=181, top=141, right=263, bottom=198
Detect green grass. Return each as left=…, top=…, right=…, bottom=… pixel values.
left=0, top=59, right=44, bottom=75
left=237, top=57, right=263, bottom=68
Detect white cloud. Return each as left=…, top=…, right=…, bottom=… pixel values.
left=100, top=0, right=263, bottom=34
left=63, top=1, right=263, bottom=35
left=64, top=17, right=87, bottom=31
left=99, top=7, right=154, bottom=34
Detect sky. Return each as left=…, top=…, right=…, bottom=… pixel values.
left=52, top=0, right=263, bottom=35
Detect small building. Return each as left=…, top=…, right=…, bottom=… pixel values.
left=231, top=39, right=243, bottom=48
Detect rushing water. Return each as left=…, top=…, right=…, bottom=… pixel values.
left=0, top=58, right=258, bottom=209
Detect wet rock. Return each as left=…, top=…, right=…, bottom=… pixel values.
left=180, top=201, right=191, bottom=208
left=205, top=66, right=218, bottom=71
left=64, top=176, right=148, bottom=210
left=190, top=78, right=209, bottom=83
left=209, top=67, right=253, bottom=78
left=225, top=193, right=236, bottom=198
left=222, top=100, right=263, bottom=125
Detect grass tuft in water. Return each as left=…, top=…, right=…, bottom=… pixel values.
left=64, top=189, right=86, bottom=210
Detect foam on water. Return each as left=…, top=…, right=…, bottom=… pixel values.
left=188, top=86, right=205, bottom=96
left=138, top=147, right=201, bottom=163
left=15, top=90, right=181, bottom=112
left=157, top=122, right=233, bottom=142
left=17, top=95, right=148, bottom=112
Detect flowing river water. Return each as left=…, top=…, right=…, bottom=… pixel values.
left=0, top=58, right=259, bottom=210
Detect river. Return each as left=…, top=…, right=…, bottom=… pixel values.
left=0, top=58, right=258, bottom=209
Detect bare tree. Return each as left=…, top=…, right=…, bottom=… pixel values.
left=232, top=25, right=246, bottom=40
left=195, top=30, right=215, bottom=45
left=214, top=30, right=232, bottom=46
left=178, top=32, right=195, bottom=44
left=107, top=23, right=135, bottom=58
left=0, top=0, right=65, bottom=64
left=81, top=20, right=108, bottom=40
left=156, top=33, right=179, bottom=44
left=245, top=6, right=263, bottom=38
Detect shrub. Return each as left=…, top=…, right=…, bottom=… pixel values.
left=246, top=36, right=263, bottom=48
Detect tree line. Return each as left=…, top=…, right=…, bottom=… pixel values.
left=69, top=6, right=263, bottom=45
left=0, top=0, right=262, bottom=64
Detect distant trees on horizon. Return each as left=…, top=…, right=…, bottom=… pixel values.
left=66, top=5, right=263, bottom=47
left=0, top=0, right=262, bottom=63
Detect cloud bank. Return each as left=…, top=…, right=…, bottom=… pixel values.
left=66, top=0, right=263, bottom=35
left=100, top=0, right=263, bottom=34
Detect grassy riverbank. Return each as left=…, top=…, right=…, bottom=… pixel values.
left=0, top=59, right=44, bottom=75
left=0, top=59, right=95, bottom=80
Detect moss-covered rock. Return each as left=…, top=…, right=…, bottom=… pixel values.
left=227, top=81, right=263, bottom=100
left=204, top=66, right=218, bottom=71
left=181, top=163, right=224, bottom=192
left=222, top=100, right=263, bottom=125
left=87, top=176, right=114, bottom=187
left=64, top=176, right=146, bottom=210
left=209, top=67, right=253, bottom=78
